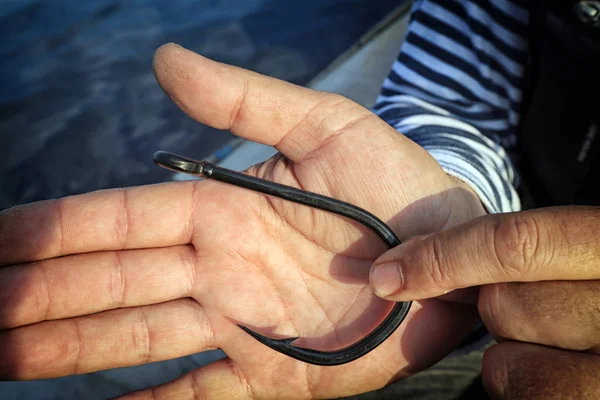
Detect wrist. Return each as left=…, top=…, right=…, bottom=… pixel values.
left=448, top=174, right=484, bottom=205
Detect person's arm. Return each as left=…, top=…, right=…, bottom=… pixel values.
left=373, top=0, right=530, bottom=213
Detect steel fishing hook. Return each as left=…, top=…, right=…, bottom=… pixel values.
left=153, top=150, right=412, bottom=366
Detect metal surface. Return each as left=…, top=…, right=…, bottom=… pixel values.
left=153, top=150, right=412, bottom=366
left=575, top=1, right=600, bottom=27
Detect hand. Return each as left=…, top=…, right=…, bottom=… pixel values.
left=370, top=206, right=600, bottom=399
left=0, top=43, right=487, bottom=399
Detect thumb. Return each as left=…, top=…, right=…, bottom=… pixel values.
left=153, top=43, right=377, bottom=163
left=369, top=206, right=600, bottom=301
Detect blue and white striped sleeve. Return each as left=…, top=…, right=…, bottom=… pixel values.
left=373, top=0, right=530, bottom=213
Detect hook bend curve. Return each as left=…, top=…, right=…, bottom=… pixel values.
left=153, top=150, right=412, bottom=366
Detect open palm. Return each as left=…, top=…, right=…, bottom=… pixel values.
left=0, top=44, right=487, bottom=399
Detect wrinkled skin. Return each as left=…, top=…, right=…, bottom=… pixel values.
left=0, top=44, right=487, bottom=399
left=374, top=206, right=600, bottom=399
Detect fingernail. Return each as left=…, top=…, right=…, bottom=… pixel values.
left=370, top=262, right=403, bottom=298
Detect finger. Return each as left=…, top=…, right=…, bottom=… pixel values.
left=0, top=299, right=219, bottom=380
left=370, top=206, right=600, bottom=301
left=436, top=287, right=480, bottom=304
left=121, top=359, right=259, bottom=400
left=482, top=341, right=600, bottom=400
left=153, top=43, right=384, bottom=162
left=121, top=299, right=481, bottom=400
left=0, top=245, right=196, bottom=329
left=0, top=180, right=206, bottom=265
left=478, top=281, right=600, bottom=353
left=120, top=359, right=255, bottom=400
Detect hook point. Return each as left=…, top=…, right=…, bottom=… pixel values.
left=237, top=324, right=299, bottom=346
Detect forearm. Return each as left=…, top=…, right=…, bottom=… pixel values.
left=376, top=96, right=520, bottom=213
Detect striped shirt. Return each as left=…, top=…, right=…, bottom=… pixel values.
left=374, top=0, right=530, bottom=213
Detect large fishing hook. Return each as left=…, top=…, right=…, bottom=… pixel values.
left=153, top=151, right=411, bottom=366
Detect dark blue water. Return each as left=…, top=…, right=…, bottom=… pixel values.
left=0, top=0, right=399, bottom=210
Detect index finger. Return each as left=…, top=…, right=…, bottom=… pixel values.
left=370, top=206, right=600, bottom=301
left=0, top=181, right=200, bottom=266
